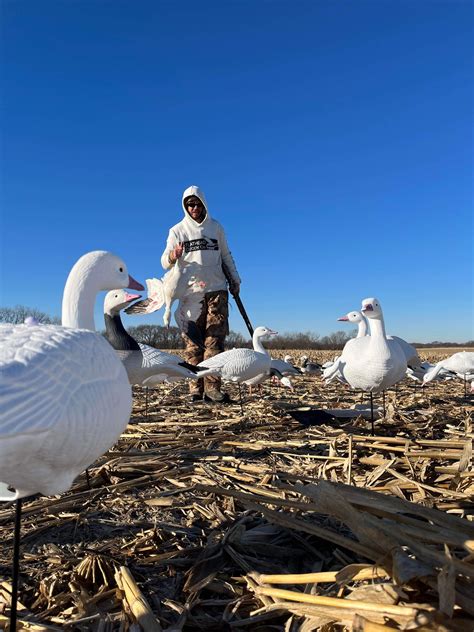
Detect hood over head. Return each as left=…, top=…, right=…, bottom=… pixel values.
left=182, top=185, right=209, bottom=220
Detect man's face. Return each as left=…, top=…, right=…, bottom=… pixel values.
left=186, top=198, right=205, bottom=222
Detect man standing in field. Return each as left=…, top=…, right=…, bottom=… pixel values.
left=161, top=185, right=241, bottom=403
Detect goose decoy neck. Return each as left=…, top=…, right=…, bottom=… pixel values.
left=104, top=314, right=140, bottom=351
left=62, top=280, right=96, bottom=330
left=358, top=317, right=368, bottom=338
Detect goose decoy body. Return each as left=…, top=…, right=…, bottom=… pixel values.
left=103, top=289, right=217, bottom=385
left=1, top=250, right=144, bottom=631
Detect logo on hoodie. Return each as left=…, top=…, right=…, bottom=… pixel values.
left=184, top=238, right=219, bottom=253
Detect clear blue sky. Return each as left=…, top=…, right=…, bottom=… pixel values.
left=1, top=0, right=473, bottom=342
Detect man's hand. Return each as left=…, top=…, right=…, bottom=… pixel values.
left=229, top=280, right=240, bottom=296
left=169, top=242, right=184, bottom=264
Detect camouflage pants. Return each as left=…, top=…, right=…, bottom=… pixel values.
left=184, top=290, right=229, bottom=394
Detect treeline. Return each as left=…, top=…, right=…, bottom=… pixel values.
left=1, top=306, right=473, bottom=350
left=0, top=305, right=61, bottom=325
left=410, top=341, right=474, bottom=348
left=127, top=326, right=356, bottom=350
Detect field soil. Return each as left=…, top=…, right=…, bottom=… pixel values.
left=0, top=349, right=473, bottom=631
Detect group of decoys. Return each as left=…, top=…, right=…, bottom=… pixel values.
left=1, top=249, right=473, bottom=631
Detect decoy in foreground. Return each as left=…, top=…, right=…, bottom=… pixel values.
left=1, top=250, right=143, bottom=631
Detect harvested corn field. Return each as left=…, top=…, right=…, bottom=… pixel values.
left=0, top=350, right=473, bottom=631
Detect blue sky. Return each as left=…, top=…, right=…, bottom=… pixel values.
left=1, top=0, right=473, bottom=342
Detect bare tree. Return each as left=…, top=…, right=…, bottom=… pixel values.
left=0, top=305, right=60, bottom=325
left=127, top=325, right=185, bottom=349
left=225, top=330, right=248, bottom=349
left=266, top=331, right=321, bottom=350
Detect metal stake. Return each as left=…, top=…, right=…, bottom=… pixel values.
left=11, top=498, right=22, bottom=632
left=370, top=392, right=374, bottom=436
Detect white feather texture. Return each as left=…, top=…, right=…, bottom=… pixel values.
left=0, top=251, right=140, bottom=501
left=0, top=324, right=132, bottom=499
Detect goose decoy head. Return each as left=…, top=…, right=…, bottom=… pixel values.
left=254, top=326, right=278, bottom=340
left=87, top=252, right=144, bottom=292
left=361, top=297, right=382, bottom=318
left=347, top=311, right=364, bottom=323
left=104, top=289, right=142, bottom=316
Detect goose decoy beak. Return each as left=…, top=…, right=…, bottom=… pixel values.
left=362, top=304, right=373, bottom=312
left=125, top=293, right=141, bottom=303
left=337, top=316, right=349, bottom=321
left=128, top=275, right=145, bottom=291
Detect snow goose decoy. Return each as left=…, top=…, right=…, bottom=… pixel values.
left=1, top=250, right=144, bottom=630
left=299, top=355, right=323, bottom=375
left=243, top=370, right=294, bottom=396
left=103, top=289, right=218, bottom=386
left=337, top=310, right=368, bottom=338
left=325, top=298, right=407, bottom=433
left=423, top=351, right=474, bottom=397
left=243, top=358, right=299, bottom=395
left=337, top=310, right=423, bottom=382
left=322, top=311, right=368, bottom=385
left=196, top=326, right=278, bottom=413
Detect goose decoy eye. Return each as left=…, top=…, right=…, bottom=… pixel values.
left=119, top=267, right=124, bottom=272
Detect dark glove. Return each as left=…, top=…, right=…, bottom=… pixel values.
left=229, top=280, right=241, bottom=296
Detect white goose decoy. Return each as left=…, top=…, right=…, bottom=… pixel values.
left=270, top=358, right=302, bottom=377
left=322, top=312, right=366, bottom=384
left=0, top=326, right=132, bottom=500
left=103, top=289, right=217, bottom=385
left=423, top=351, right=474, bottom=393
left=338, top=310, right=423, bottom=378
left=197, top=326, right=278, bottom=383
left=324, top=298, right=407, bottom=432
left=1, top=251, right=143, bottom=629
left=196, top=326, right=278, bottom=409
left=346, top=298, right=407, bottom=390
left=299, top=355, right=323, bottom=375
left=337, top=311, right=368, bottom=338
left=281, top=354, right=305, bottom=376
left=1, top=252, right=143, bottom=499
left=243, top=371, right=293, bottom=394
left=242, top=358, right=299, bottom=394
left=384, top=333, right=422, bottom=378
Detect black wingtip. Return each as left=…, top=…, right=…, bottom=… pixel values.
left=178, top=361, right=200, bottom=374
left=125, top=298, right=152, bottom=315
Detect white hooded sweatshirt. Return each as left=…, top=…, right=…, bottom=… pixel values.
left=161, top=185, right=241, bottom=293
